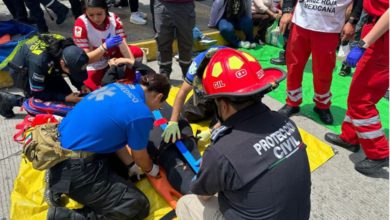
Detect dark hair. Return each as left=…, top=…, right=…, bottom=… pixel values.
left=81, top=0, right=110, bottom=16
left=39, top=34, right=75, bottom=59
left=140, top=73, right=171, bottom=102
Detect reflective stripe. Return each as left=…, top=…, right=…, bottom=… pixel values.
left=75, top=43, right=89, bottom=48
left=159, top=61, right=172, bottom=65
left=45, top=0, right=55, bottom=7
left=314, top=96, right=331, bottom=104
left=288, top=87, right=302, bottom=95
left=344, top=115, right=352, bottom=123
left=287, top=87, right=302, bottom=102
left=179, top=60, right=192, bottom=64
left=357, top=130, right=385, bottom=139
left=352, top=115, right=381, bottom=127
left=287, top=93, right=302, bottom=102
left=314, top=91, right=331, bottom=99
left=30, top=82, right=44, bottom=92
left=74, top=39, right=88, bottom=43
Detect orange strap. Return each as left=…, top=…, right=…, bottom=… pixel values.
left=146, top=168, right=182, bottom=209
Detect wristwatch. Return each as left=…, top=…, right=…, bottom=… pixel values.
left=348, top=17, right=359, bottom=25
left=358, top=40, right=368, bottom=49
left=282, top=7, right=293, bottom=14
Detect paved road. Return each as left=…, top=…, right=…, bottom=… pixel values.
left=0, top=2, right=389, bottom=220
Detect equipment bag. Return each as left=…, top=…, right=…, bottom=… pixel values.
left=23, top=123, right=77, bottom=170
left=23, top=97, right=74, bottom=117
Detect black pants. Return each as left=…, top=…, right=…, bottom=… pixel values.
left=3, top=0, right=28, bottom=21
left=252, top=13, right=274, bottom=43
left=68, top=0, right=82, bottom=18
left=48, top=157, right=150, bottom=220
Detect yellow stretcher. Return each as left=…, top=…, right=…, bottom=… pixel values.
left=10, top=87, right=334, bottom=220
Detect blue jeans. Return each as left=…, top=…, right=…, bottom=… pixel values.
left=217, top=15, right=254, bottom=47
left=193, top=26, right=204, bottom=40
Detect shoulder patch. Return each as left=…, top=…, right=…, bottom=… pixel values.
left=32, top=72, right=45, bottom=82
left=74, top=26, right=83, bottom=37
left=211, top=125, right=232, bottom=143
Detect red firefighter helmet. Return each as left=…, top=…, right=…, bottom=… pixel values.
left=201, top=48, right=286, bottom=98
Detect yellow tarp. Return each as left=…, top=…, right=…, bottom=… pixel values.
left=10, top=87, right=334, bottom=220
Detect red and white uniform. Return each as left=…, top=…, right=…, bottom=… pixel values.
left=285, top=0, right=351, bottom=109
left=73, top=12, right=143, bottom=90
left=339, top=0, right=389, bottom=159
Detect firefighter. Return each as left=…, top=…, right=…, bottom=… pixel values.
left=175, top=48, right=311, bottom=219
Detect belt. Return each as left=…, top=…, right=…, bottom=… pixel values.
left=68, top=150, right=94, bottom=159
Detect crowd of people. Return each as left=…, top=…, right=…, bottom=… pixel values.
left=0, top=0, right=389, bottom=218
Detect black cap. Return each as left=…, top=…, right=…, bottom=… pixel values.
left=62, top=45, right=89, bottom=83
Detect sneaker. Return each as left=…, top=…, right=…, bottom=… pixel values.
left=313, top=107, right=333, bottom=125
left=324, top=132, right=360, bottom=152
left=257, top=39, right=265, bottom=46
left=339, top=63, right=351, bottom=76
left=355, top=157, right=389, bottom=175
left=130, top=13, right=147, bottom=25
left=56, top=7, right=69, bottom=25
left=249, top=42, right=257, bottom=49
left=135, top=11, right=147, bottom=19
left=174, top=54, right=179, bottom=61
left=278, top=104, right=300, bottom=117
left=238, top=41, right=250, bottom=49
left=199, top=35, right=217, bottom=46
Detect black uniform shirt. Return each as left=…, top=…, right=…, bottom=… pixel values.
left=11, top=38, right=82, bottom=102
left=191, top=102, right=311, bottom=220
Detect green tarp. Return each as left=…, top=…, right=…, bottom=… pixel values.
left=242, top=45, right=389, bottom=137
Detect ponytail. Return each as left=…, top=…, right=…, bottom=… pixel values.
left=140, top=73, right=170, bottom=102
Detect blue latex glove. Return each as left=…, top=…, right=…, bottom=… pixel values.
left=346, top=46, right=365, bottom=67
left=105, top=34, right=122, bottom=50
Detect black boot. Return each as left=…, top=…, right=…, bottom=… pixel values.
left=355, top=157, right=389, bottom=175
left=324, top=132, right=360, bottom=152
left=313, top=107, right=333, bottom=124
left=278, top=104, right=300, bottom=117
left=0, top=91, right=20, bottom=118
left=270, top=51, right=286, bottom=65
left=56, top=7, right=69, bottom=25
left=339, top=63, right=351, bottom=76
left=47, top=207, right=87, bottom=220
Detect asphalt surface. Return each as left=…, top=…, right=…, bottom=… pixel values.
left=0, top=1, right=389, bottom=220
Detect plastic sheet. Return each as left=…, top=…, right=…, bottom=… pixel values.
left=10, top=85, right=334, bottom=219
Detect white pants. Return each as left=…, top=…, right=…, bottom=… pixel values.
left=176, top=194, right=224, bottom=220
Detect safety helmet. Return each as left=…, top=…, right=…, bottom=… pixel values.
left=201, top=48, right=286, bottom=98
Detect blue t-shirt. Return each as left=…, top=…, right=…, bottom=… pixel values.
left=184, top=46, right=227, bottom=85
left=59, top=83, right=154, bottom=154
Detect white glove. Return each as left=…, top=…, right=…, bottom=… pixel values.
left=146, top=164, right=160, bottom=177
left=128, top=162, right=144, bottom=180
